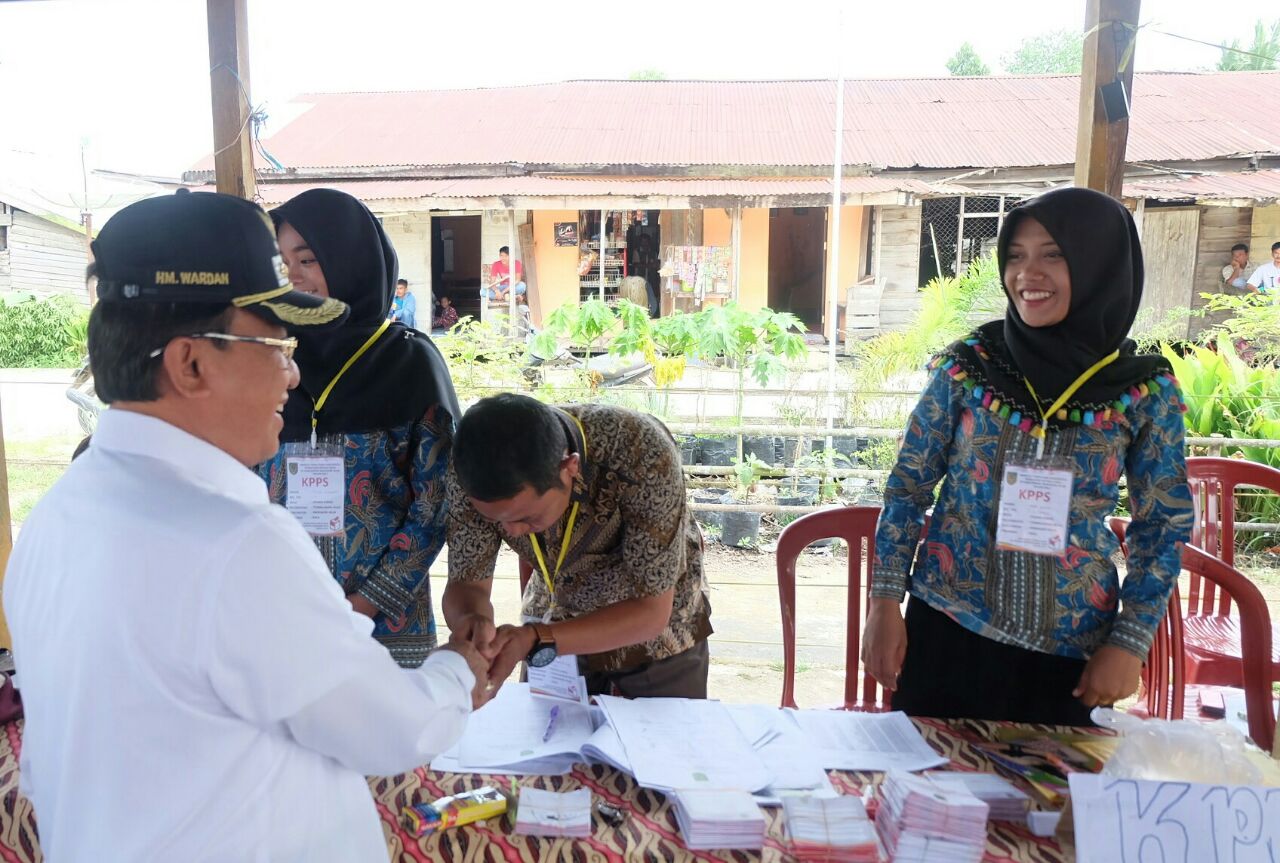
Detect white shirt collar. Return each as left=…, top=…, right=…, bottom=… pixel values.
left=92, top=408, right=268, bottom=506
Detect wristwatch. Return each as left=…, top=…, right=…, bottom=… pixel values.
left=526, top=622, right=558, bottom=668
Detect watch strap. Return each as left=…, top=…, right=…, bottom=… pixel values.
left=530, top=622, right=555, bottom=648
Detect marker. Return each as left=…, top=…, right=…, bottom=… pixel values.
left=542, top=705, right=560, bottom=742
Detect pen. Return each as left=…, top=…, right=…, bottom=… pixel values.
left=542, top=705, right=560, bottom=742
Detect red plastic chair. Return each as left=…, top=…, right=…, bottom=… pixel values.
left=1184, top=456, right=1280, bottom=686
left=1111, top=517, right=1275, bottom=752
left=775, top=506, right=888, bottom=711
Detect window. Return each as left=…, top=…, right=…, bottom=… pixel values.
left=919, top=195, right=1018, bottom=287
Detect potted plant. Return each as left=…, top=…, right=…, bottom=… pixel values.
left=721, top=453, right=769, bottom=549
left=694, top=302, right=807, bottom=461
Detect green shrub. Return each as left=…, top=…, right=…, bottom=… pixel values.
left=0, top=294, right=88, bottom=367
left=852, top=252, right=1004, bottom=389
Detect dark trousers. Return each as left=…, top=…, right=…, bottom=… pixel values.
left=891, top=597, right=1095, bottom=726
left=582, top=640, right=709, bottom=699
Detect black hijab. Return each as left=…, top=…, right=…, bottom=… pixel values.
left=270, top=189, right=460, bottom=440
left=958, top=187, right=1169, bottom=415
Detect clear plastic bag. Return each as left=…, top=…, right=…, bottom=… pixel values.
left=1091, top=707, right=1263, bottom=786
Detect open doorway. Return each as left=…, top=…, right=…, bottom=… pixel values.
left=767, top=207, right=827, bottom=331
left=431, top=214, right=482, bottom=319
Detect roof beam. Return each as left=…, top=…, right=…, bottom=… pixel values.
left=206, top=0, right=257, bottom=200
left=1075, top=0, right=1141, bottom=197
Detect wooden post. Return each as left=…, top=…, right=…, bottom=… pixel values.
left=206, top=0, right=257, bottom=200
left=1074, top=0, right=1141, bottom=198
left=0, top=394, right=12, bottom=649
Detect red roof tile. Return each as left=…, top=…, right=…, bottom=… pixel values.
left=228, top=73, right=1280, bottom=173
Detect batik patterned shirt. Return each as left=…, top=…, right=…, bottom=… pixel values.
left=259, top=404, right=452, bottom=668
left=446, top=404, right=713, bottom=673
left=872, top=343, right=1193, bottom=661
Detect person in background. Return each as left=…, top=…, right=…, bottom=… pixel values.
left=266, top=188, right=461, bottom=669
left=433, top=294, right=459, bottom=331
left=391, top=278, right=417, bottom=328
left=4, top=191, right=483, bottom=861
left=443, top=394, right=713, bottom=699
left=862, top=187, right=1192, bottom=726
left=482, top=246, right=526, bottom=304
left=1246, top=241, right=1280, bottom=294
left=71, top=435, right=92, bottom=460
left=1222, top=243, right=1250, bottom=290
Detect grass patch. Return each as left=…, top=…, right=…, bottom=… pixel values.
left=767, top=661, right=811, bottom=674
left=7, top=461, right=65, bottom=523
left=4, top=434, right=79, bottom=525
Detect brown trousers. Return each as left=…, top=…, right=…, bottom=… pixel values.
left=579, top=639, right=709, bottom=699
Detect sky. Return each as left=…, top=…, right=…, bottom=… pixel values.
left=0, top=0, right=1277, bottom=192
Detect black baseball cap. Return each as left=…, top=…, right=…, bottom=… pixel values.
left=93, top=190, right=349, bottom=330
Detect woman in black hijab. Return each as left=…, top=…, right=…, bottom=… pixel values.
left=862, top=187, right=1193, bottom=724
left=260, top=189, right=460, bottom=668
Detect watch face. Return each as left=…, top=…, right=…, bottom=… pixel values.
left=529, top=645, right=558, bottom=668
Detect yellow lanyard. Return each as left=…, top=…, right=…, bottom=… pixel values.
left=1024, top=349, right=1120, bottom=459
left=309, top=317, right=392, bottom=448
left=528, top=414, right=589, bottom=605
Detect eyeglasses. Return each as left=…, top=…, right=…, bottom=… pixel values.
left=148, top=333, right=299, bottom=362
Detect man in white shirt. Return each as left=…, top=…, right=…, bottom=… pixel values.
left=1246, top=241, right=1280, bottom=294
left=1221, top=243, right=1249, bottom=289
left=3, top=191, right=487, bottom=862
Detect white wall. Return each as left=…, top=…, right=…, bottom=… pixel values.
left=481, top=209, right=529, bottom=274
left=380, top=212, right=432, bottom=300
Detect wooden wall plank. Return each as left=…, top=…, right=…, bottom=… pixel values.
left=875, top=205, right=922, bottom=329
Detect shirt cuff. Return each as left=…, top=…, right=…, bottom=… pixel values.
left=421, top=645, right=477, bottom=696
left=870, top=569, right=909, bottom=602
left=1104, top=615, right=1156, bottom=660
left=357, top=574, right=415, bottom=619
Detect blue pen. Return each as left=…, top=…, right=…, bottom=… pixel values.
left=542, top=705, right=560, bottom=742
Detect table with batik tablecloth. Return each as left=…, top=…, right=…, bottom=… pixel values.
left=0, top=717, right=1079, bottom=862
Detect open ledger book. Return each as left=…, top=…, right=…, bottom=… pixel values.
left=431, top=684, right=629, bottom=776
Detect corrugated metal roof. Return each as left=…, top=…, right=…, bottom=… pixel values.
left=229, top=73, right=1280, bottom=173
left=252, top=175, right=935, bottom=206
left=1124, top=170, right=1280, bottom=203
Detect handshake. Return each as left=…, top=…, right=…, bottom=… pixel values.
left=439, top=613, right=540, bottom=709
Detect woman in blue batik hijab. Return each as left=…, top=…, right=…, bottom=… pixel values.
left=862, top=187, right=1193, bottom=725
left=262, top=189, right=460, bottom=668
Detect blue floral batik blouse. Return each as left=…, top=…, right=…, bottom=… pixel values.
left=871, top=335, right=1194, bottom=661
left=259, top=404, right=451, bottom=668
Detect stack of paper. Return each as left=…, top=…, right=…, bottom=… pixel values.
left=875, top=770, right=989, bottom=863
left=725, top=704, right=836, bottom=805
left=789, top=710, right=948, bottom=772
left=782, top=795, right=880, bottom=863
left=671, top=789, right=766, bottom=851
left=596, top=696, right=773, bottom=792
left=514, top=787, right=593, bottom=838
left=929, top=772, right=1031, bottom=822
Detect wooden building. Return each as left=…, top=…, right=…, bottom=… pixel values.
left=166, top=72, right=1280, bottom=337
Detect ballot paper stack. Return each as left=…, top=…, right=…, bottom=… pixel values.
left=929, top=772, right=1032, bottom=822
left=514, top=787, right=593, bottom=838
left=671, top=789, right=767, bottom=851
left=875, top=770, right=990, bottom=863
left=782, top=795, right=881, bottom=863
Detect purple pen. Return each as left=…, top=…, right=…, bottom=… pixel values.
left=542, top=706, right=561, bottom=742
